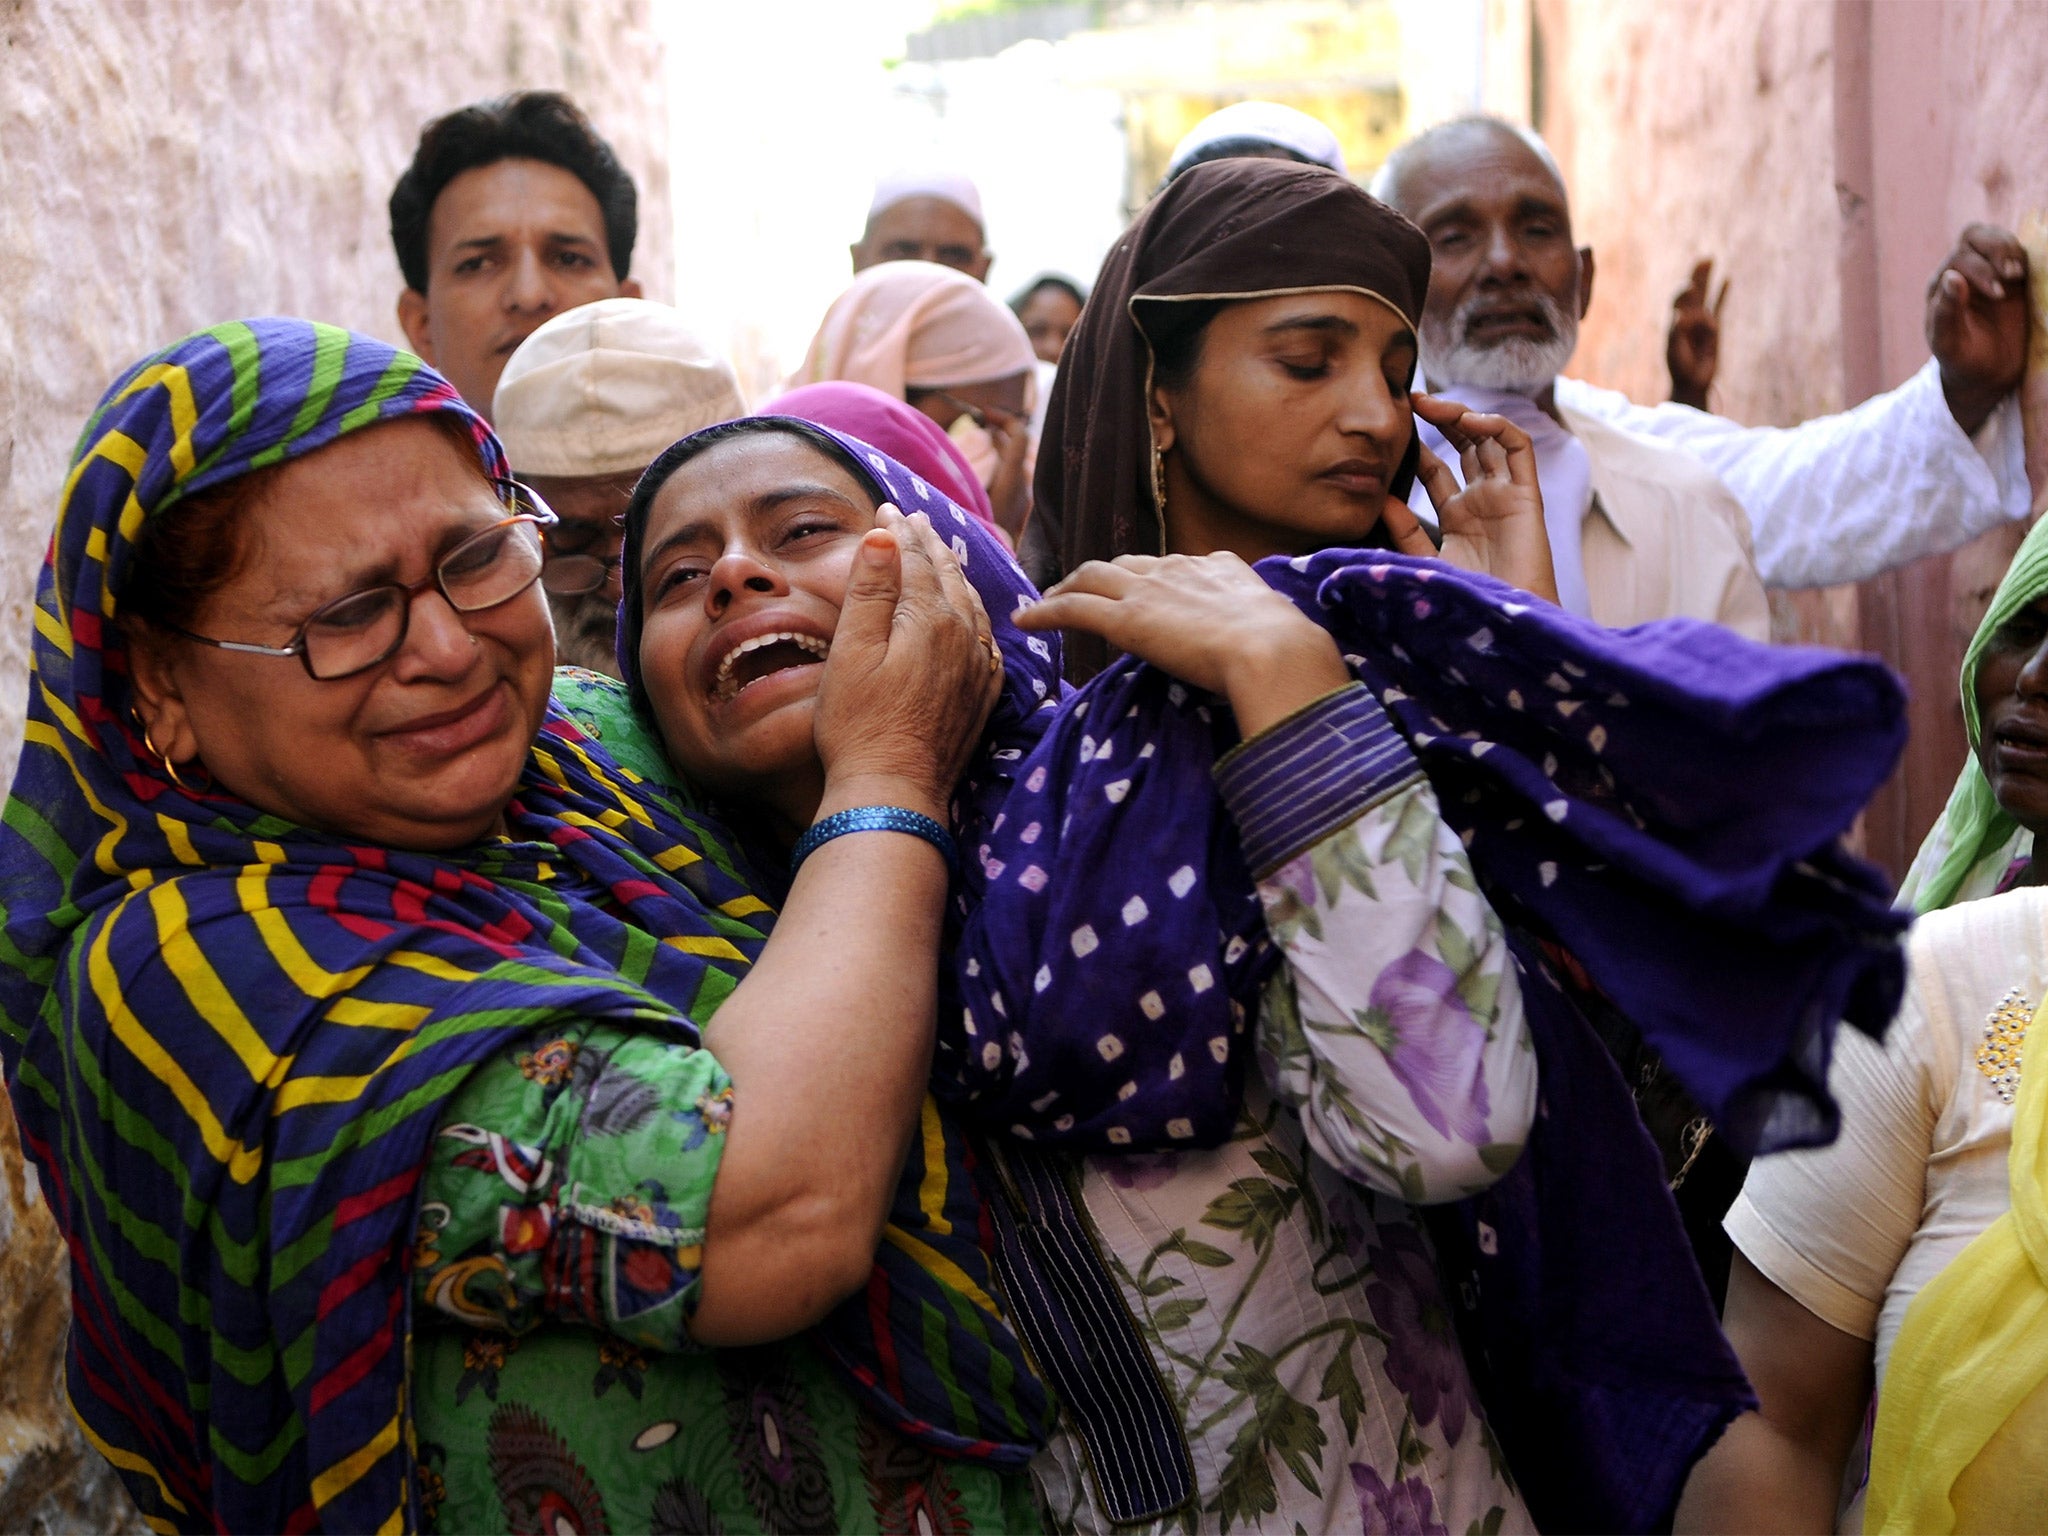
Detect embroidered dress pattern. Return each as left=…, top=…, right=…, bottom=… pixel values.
left=1977, top=988, right=2029, bottom=1105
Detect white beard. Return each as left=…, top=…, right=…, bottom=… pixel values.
left=1420, top=290, right=1580, bottom=396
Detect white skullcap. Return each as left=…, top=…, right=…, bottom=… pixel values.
left=868, top=168, right=985, bottom=228
left=492, top=299, right=746, bottom=479
left=1166, top=102, right=1347, bottom=178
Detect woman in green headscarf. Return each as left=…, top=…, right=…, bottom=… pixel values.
left=1898, top=515, right=2048, bottom=911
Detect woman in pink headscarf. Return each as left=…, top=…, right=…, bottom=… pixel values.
left=794, top=260, right=1037, bottom=536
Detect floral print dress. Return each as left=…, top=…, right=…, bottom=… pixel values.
left=409, top=1020, right=1042, bottom=1534
left=1033, top=690, right=1540, bottom=1536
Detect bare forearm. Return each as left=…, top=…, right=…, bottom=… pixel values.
left=1674, top=1412, right=1846, bottom=1534
left=693, top=775, right=950, bottom=1343
left=1678, top=1253, right=1874, bottom=1534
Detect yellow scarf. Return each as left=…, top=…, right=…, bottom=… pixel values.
left=1867, top=1001, right=2048, bottom=1532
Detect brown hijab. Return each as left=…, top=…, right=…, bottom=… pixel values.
left=1022, top=158, right=1431, bottom=675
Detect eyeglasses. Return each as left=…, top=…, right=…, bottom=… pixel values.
left=540, top=552, right=622, bottom=597
left=164, top=479, right=557, bottom=681
left=539, top=518, right=625, bottom=598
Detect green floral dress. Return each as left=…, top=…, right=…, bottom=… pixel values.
left=410, top=940, right=1042, bottom=1533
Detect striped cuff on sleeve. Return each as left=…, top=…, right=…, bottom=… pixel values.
left=1213, top=682, right=1423, bottom=877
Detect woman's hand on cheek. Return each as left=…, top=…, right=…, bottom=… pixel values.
left=1412, top=392, right=1560, bottom=604
left=1015, top=553, right=1352, bottom=737
left=811, top=505, right=1001, bottom=820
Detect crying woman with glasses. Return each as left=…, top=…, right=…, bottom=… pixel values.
left=0, top=318, right=1051, bottom=1534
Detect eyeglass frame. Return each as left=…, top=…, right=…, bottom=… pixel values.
left=539, top=533, right=625, bottom=598
left=157, top=477, right=559, bottom=681
left=917, top=388, right=1028, bottom=433
left=535, top=497, right=632, bottom=598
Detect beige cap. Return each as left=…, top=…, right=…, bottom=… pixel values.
left=492, top=299, right=746, bottom=478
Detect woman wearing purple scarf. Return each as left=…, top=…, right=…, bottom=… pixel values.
left=995, top=154, right=1910, bottom=1534
left=570, top=407, right=1547, bottom=1535
left=570, top=364, right=1907, bottom=1532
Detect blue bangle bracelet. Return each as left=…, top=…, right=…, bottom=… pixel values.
left=791, top=806, right=957, bottom=871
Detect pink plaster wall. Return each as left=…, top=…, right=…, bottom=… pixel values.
left=1855, top=0, right=2048, bottom=871
left=1533, top=0, right=1843, bottom=430
left=1537, top=0, right=2048, bottom=433
left=1926, top=0, right=2048, bottom=643
left=1528, top=0, right=2048, bottom=874
left=1836, top=3, right=2048, bottom=385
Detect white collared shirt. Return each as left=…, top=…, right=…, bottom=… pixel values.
left=1418, top=382, right=1596, bottom=617
left=1554, top=359, right=2030, bottom=590
left=1407, top=378, right=1772, bottom=640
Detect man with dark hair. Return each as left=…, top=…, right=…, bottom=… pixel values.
left=390, top=91, right=642, bottom=419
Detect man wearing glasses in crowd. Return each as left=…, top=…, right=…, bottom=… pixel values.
left=491, top=299, right=747, bottom=676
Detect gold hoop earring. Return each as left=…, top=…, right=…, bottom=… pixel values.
left=142, top=722, right=191, bottom=790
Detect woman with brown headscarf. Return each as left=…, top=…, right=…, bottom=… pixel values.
left=1014, top=161, right=1820, bottom=1536
left=990, top=159, right=1547, bottom=1535
left=1021, top=156, right=1555, bottom=679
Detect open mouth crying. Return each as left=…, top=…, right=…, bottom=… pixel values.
left=711, top=632, right=831, bottom=703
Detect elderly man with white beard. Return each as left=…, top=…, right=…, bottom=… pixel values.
left=1375, top=117, right=1772, bottom=639
left=1377, top=117, right=1779, bottom=1308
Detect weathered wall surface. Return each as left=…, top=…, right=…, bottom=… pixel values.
left=1545, top=0, right=2048, bottom=425
left=0, top=1, right=669, bottom=1523
left=1852, top=0, right=2048, bottom=871
left=1529, top=0, right=2048, bottom=873
left=0, top=0, right=672, bottom=773
left=1920, top=2, right=2048, bottom=648
left=0, top=1107, right=137, bottom=1534
left=1534, top=0, right=1842, bottom=430
left=1529, top=0, right=1854, bottom=664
